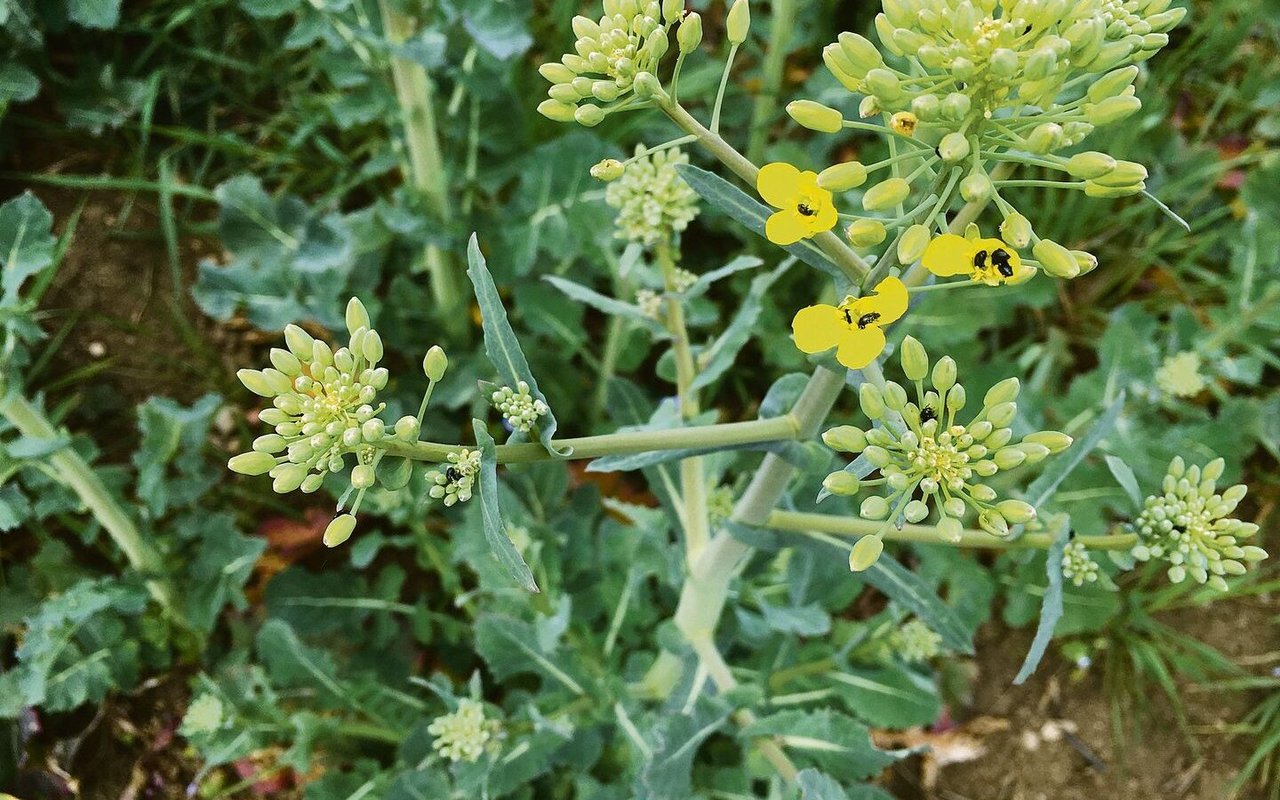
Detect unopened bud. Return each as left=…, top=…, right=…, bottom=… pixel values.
left=423, top=345, right=449, bottom=381
left=1088, top=65, right=1139, bottom=103
left=677, top=12, right=703, bottom=52
left=1034, top=239, right=1081, bottom=278
left=726, top=0, right=750, bottom=44
left=818, top=161, right=868, bottom=191
left=1089, top=95, right=1142, bottom=125
left=823, top=425, right=867, bottom=452
left=938, top=132, right=970, bottom=163
left=1026, top=122, right=1063, bottom=154
left=591, top=159, right=626, bottom=182
left=959, top=169, right=991, bottom=202
left=898, top=224, right=931, bottom=265
left=323, top=514, right=357, bottom=547
left=788, top=100, right=844, bottom=133
left=862, top=178, right=910, bottom=211
left=229, top=451, right=277, bottom=476
left=849, top=535, right=884, bottom=572
left=537, top=100, right=578, bottom=123
left=848, top=218, right=887, bottom=247
left=1022, top=431, right=1073, bottom=453
left=899, top=335, right=929, bottom=381
left=996, top=500, right=1036, bottom=524
left=823, top=471, right=862, bottom=496
left=932, top=356, right=956, bottom=393
left=345, top=297, right=371, bottom=336
left=999, top=213, right=1032, bottom=248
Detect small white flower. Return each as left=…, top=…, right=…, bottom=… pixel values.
left=1061, top=539, right=1100, bottom=587
left=427, top=449, right=482, bottom=507
left=1154, top=351, right=1206, bottom=398
left=427, top=699, right=498, bottom=763
left=491, top=381, right=550, bottom=433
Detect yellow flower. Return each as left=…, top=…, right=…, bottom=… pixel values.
left=792, top=276, right=908, bottom=369
left=922, top=233, right=1034, bottom=286
left=757, top=162, right=838, bottom=246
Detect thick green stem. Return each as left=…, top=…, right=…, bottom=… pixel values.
left=377, top=414, right=800, bottom=464
left=767, top=510, right=1138, bottom=551
left=657, top=240, right=711, bottom=562
left=0, top=392, right=184, bottom=623
left=379, top=0, right=463, bottom=332
left=745, top=0, right=796, bottom=165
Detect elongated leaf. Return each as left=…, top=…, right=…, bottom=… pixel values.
left=675, top=164, right=848, bottom=284
left=691, top=261, right=791, bottom=391
left=680, top=255, right=762, bottom=300
left=466, top=235, right=567, bottom=456
left=1014, top=524, right=1069, bottom=684
left=473, top=420, right=539, bottom=593
left=863, top=557, right=973, bottom=654
left=828, top=666, right=941, bottom=728
left=741, top=709, right=897, bottom=781
left=1105, top=454, right=1143, bottom=512
left=543, top=275, right=669, bottom=337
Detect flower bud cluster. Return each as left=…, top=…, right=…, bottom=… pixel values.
left=823, top=336, right=1072, bottom=551
left=887, top=618, right=942, bottom=662
left=636, top=288, right=664, bottom=319
left=427, top=448, right=483, bottom=508
left=427, top=699, right=503, bottom=763
left=228, top=298, right=420, bottom=495
left=604, top=145, right=700, bottom=247
left=1132, top=457, right=1267, bottom=591
left=791, top=0, right=1183, bottom=274
left=491, top=381, right=550, bottom=433
left=538, top=0, right=701, bottom=126
left=1060, top=538, right=1100, bottom=587
left=1154, top=350, right=1206, bottom=399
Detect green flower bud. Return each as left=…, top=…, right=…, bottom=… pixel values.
left=818, top=161, right=868, bottom=192
left=862, top=178, right=910, bottom=211
left=823, top=471, right=861, bottom=496
left=902, top=500, right=928, bottom=523
left=994, top=447, right=1027, bottom=470
left=272, top=464, right=308, bottom=494
left=1084, top=180, right=1145, bottom=198
left=1088, top=65, right=1139, bottom=103
left=996, top=500, right=1036, bottom=524
left=238, top=369, right=276, bottom=398
left=787, top=100, right=844, bottom=134
left=345, top=297, right=371, bottom=336
left=361, top=418, right=384, bottom=442
left=863, top=446, right=892, bottom=468
left=362, top=330, right=384, bottom=363
left=897, top=224, right=931, bottom=265
left=1091, top=160, right=1149, bottom=187
left=539, top=63, right=576, bottom=84
left=883, top=381, right=909, bottom=411
left=986, top=401, right=1017, bottom=428
left=1147, top=7, right=1187, bottom=33
left=229, top=451, right=277, bottom=476
left=633, top=71, right=664, bottom=100
left=938, top=132, right=970, bottom=163
left=423, top=346, right=448, bottom=381
left=984, top=377, right=1020, bottom=407
left=252, top=434, right=286, bottom=453
left=848, top=219, right=887, bottom=247
left=823, top=44, right=862, bottom=90
left=538, top=99, right=578, bottom=123
left=591, top=159, right=626, bottom=182
left=1024, top=47, right=1057, bottom=81
left=726, top=0, right=750, bottom=44
left=662, top=0, right=683, bottom=23
left=999, top=213, right=1032, bottom=249
left=931, top=356, right=957, bottom=393
left=859, top=496, right=890, bottom=520
left=937, top=517, right=963, bottom=542
left=574, top=104, right=606, bottom=127
left=959, top=169, right=992, bottom=202
left=283, top=324, right=314, bottom=359
left=1202, top=458, right=1225, bottom=482
left=865, top=69, right=901, bottom=101
left=351, top=464, right=376, bottom=489
left=860, top=383, right=886, bottom=419
left=849, top=535, right=884, bottom=572
left=1033, top=239, right=1081, bottom=278
left=940, top=92, right=970, bottom=120
left=394, top=415, right=420, bottom=441
left=911, top=93, right=941, bottom=120
left=1026, top=123, right=1063, bottom=154
left=1018, top=442, right=1051, bottom=464
left=900, top=336, right=929, bottom=382
left=1089, top=95, right=1142, bottom=125
left=823, top=425, right=867, bottom=453
left=678, top=12, right=703, bottom=53
left=989, top=47, right=1018, bottom=77
left=837, top=32, right=883, bottom=74
left=943, top=496, right=966, bottom=518
left=945, top=384, right=966, bottom=413
left=979, top=511, right=1009, bottom=537
left=1023, top=431, right=1073, bottom=453
left=323, top=514, right=357, bottom=548
left=269, top=348, right=302, bottom=377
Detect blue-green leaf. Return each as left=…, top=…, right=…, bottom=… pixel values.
left=680, top=255, right=762, bottom=300
left=1014, top=524, right=1070, bottom=685
left=543, top=275, right=669, bottom=337
left=690, top=260, right=791, bottom=391
left=863, top=556, right=973, bottom=654
left=741, top=709, right=897, bottom=781
left=828, top=665, right=941, bottom=729
left=467, top=235, right=567, bottom=456
left=473, top=420, right=538, bottom=593
left=1105, top=454, right=1143, bottom=512
left=674, top=164, right=848, bottom=285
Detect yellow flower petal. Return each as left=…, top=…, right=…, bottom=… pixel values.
left=975, top=237, right=1024, bottom=284
left=922, top=233, right=975, bottom=277
left=866, top=276, right=908, bottom=324
left=757, top=162, right=803, bottom=209
left=791, top=304, right=845, bottom=354
left=810, top=200, right=839, bottom=235
left=835, top=325, right=886, bottom=369
left=766, top=209, right=810, bottom=246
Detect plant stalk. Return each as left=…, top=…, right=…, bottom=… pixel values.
left=0, top=392, right=184, bottom=623
left=745, top=0, right=797, bottom=165
left=377, top=414, right=800, bottom=464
